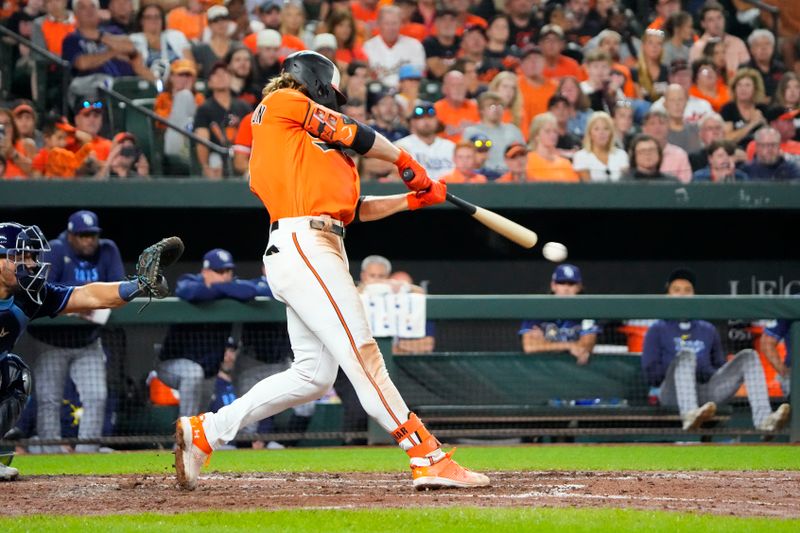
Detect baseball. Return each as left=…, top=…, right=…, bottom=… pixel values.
left=542, top=242, right=568, bottom=262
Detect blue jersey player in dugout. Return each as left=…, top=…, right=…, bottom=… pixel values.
left=0, top=222, right=178, bottom=480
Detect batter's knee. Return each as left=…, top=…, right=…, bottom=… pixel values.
left=289, top=357, right=339, bottom=402
left=733, top=348, right=758, bottom=361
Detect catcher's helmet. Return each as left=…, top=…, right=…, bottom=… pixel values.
left=0, top=222, right=51, bottom=305
left=282, top=50, right=347, bottom=110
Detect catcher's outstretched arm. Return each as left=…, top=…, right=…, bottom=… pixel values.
left=62, top=236, right=185, bottom=313
left=61, top=282, right=130, bottom=314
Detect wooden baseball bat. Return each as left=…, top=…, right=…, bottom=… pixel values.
left=402, top=169, right=538, bottom=249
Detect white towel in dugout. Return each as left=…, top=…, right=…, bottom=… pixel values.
left=360, top=283, right=427, bottom=338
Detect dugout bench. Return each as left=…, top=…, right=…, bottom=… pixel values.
left=368, top=347, right=734, bottom=443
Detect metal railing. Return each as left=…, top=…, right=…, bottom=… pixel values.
left=0, top=23, right=71, bottom=116
left=98, top=85, right=233, bottom=177
left=740, top=0, right=779, bottom=41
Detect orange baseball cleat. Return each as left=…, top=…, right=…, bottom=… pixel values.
left=174, top=414, right=213, bottom=490
left=411, top=449, right=491, bottom=490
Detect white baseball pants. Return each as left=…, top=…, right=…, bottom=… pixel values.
left=202, top=217, right=413, bottom=449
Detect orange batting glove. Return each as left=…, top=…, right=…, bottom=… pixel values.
left=407, top=179, right=447, bottom=211
left=395, top=150, right=432, bottom=192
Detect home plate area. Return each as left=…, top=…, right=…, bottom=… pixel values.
left=2, top=471, right=799, bottom=518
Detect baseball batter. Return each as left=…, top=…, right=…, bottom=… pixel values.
left=0, top=223, right=180, bottom=480
left=175, top=51, right=490, bottom=491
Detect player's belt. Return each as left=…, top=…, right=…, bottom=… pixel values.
left=270, top=219, right=346, bottom=238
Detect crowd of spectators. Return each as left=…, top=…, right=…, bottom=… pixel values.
left=1, top=0, right=799, bottom=181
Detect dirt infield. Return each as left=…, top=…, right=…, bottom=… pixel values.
left=2, top=470, right=799, bottom=518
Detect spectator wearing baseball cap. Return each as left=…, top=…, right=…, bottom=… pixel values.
left=192, top=5, right=236, bottom=79
left=396, top=63, right=424, bottom=115
left=250, top=29, right=282, bottom=85
left=98, top=132, right=150, bottom=179
left=396, top=101, right=456, bottom=180
left=69, top=99, right=112, bottom=163
left=363, top=6, right=426, bottom=88
left=313, top=33, right=338, bottom=62
left=468, top=132, right=498, bottom=179
left=12, top=103, right=42, bottom=149
left=494, top=142, right=529, bottom=183
left=462, top=91, right=526, bottom=174
left=193, top=58, right=251, bottom=178
left=31, top=114, right=90, bottom=179
left=368, top=86, right=409, bottom=143
left=744, top=106, right=800, bottom=162
left=440, top=141, right=488, bottom=183
left=166, top=0, right=208, bottom=42
left=538, top=24, right=586, bottom=82
left=157, top=248, right=260, bottom=419
left=518, top=263, right=599, bottom=366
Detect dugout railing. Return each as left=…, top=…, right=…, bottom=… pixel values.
left=2, top=295, right=798, bottom=450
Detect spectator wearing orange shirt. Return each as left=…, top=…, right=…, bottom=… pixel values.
left=524, top=112, right=580, bottom=182
left=243, top=1, right=306, bottom=57
left=594, top=30, right=636, bottom=98
left=351, top=0, right=380, bottom=38
left=516, top=45, right=556, bottom=138
left=155, top=59, right=205, bottom=160
left=489, top=72, right=524, bottom=134
left=443, top=0, right=487, bottom=36
left=0, top=108, right=35, bottom=180
left=538, top=24, right=586, bottom=82
left=68, top=99, right=112, bottom=163
left=32, top=115, right=88, bottom=179
left=326, top=10, right=368, bottom=71
left=440, top=141, right=488, bottom=183
left=495, top=142, right=530, bottom=183
left=689, top=57, right=731, bottom=113
left=32, top=0, right=75, bottom=57
left=648, top=0, right=681, bottom=31
left=434, top=71, right=480, bottom=143
left=396, top=0, right=428, bottom=41
left=166, top=0, right=207, bottom=42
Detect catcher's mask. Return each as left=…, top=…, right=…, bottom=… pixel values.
left=0, top=222, right=51, bottom=305
left=282, top=50, right=347, bottom=111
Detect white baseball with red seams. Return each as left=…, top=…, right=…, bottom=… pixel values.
left=542, top=242, right=568, bottom=262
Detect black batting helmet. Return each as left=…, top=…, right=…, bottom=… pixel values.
left=282, top=50, right=347, bottom=110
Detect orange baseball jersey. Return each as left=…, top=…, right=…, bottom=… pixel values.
left=249, top=89, right=365, bottom=224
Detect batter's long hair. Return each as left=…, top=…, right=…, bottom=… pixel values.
left=262, top=72, right=307, bottom=97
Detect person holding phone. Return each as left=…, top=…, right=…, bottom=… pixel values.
left=96, top=132, right=149, bottom=179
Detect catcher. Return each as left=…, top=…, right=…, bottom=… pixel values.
left=175, top=51, right=490, bottom=491
left=0, top=222, right=182, bottom=480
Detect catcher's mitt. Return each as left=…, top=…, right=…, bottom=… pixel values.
left=135, top=236, right=185, bottom=300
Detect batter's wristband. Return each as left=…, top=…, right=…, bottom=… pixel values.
left=118, top=280, right=141, bottom=302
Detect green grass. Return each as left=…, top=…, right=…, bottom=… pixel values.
left=12, top=444, right=800, bottom=476
left=1, top=508, right=798, bottom=532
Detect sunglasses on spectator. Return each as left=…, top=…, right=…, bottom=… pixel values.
left=80, top=100, right=103, bottom=111
left=413, top=106, right=435, bottom=117
left=472, top=139, right=493, bottom=149
left=615, top=99, right=633, bottom=109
